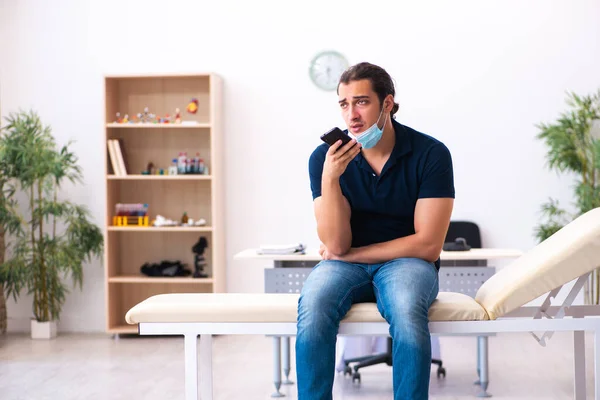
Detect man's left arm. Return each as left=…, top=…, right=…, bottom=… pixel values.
left=330, top=198, right=453, bottom=263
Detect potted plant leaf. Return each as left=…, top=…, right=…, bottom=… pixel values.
left=535, top=90, right=600, bottom=304
left=0, top=110, right=104, bottom=338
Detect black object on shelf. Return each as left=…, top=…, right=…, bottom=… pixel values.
left=140, top=260, right=191, bottom=277
left=192, top=236, right=209, bottom=278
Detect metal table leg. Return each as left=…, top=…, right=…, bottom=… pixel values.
left=282, top=336, right=294, bottom=385
left=474, top=337, right=481, bottom=385
left=477, top=336, right=491, bottom=398
left=272, top=336, right=285, bottom=397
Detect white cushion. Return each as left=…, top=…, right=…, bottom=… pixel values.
left=126, top=293, right=300, bottom=324
left=476, top=208, right=600, bottom=320
left=428, top=292, right=489, bottom=321
left=125, top=291, right=488, bottom=325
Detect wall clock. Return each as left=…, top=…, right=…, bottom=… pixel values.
left=309, top=50, right=349, bottom=91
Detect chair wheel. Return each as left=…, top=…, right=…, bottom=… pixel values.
left=344, top=365, right=352, bottom=376
left=437, top=367, right=446, bottom=379
left=352, top=371, right=361, bottom=383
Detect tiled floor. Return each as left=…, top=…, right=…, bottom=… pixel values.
left=0, top=331, right=596, bottom=399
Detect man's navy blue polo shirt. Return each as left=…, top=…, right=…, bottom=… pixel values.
left=308, top=119, right=455, bottom=270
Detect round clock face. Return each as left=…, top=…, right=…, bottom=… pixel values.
left=309, top=51, right=349, bottom=91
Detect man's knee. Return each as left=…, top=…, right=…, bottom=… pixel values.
left=297, top=260, right=354, bottom=329
left=376, top=291, right=431, bottom=341
left=298, top=284, right=338, bottom=322
left=296, top=292, right=341, bottom=343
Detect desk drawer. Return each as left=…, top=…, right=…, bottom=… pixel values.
left=265, top=267, right=312, bottom=293
left=265, top=266, right=496, bottom=298
left=438, top=266, right=496, bottom=297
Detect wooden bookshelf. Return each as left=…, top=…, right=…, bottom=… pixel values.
left=104, top=73, right=225, bottom=334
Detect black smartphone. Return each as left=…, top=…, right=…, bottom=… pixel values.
left=320, top=127, right=352, bottom=147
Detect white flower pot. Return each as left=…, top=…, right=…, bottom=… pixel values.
left=31, top=319, right=57, bottom=339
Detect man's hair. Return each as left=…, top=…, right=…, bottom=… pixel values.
left=338, top=62, right=399, bottom=117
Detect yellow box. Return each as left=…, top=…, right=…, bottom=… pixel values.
left=112, top=216, right=149, bottom=227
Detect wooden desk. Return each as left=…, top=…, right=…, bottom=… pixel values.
left=234, top=248, right=523, bottom=262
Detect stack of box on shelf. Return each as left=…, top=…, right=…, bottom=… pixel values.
left=104, top=73, right=225, bottom=334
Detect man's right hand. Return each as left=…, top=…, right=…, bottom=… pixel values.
left=322, top=139, right=361, bottom=180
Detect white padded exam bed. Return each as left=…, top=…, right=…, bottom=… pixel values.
left=126, top=208, right=600, bottom=400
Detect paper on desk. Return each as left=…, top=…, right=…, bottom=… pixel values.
left=257, top=243, right=306, bottom=255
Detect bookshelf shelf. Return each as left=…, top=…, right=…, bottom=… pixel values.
left=104, top=73, right=225, bottom=334
left=109, top=276, right=214, bottom=284
left=107, top=226, right=213, bottom=232
left=107, top=175, right=212, bottom=180
left=106, top=123, right=211, bottom=129
left=108, top=325, right=137, bottom=334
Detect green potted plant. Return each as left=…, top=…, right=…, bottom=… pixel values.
left=0, top=86, right=22, bottom=334
left=0, top=154, right=23, bottom=334
left=535, top=90, right=600, bottom=304
left=0, top=110, right=104, bottom=338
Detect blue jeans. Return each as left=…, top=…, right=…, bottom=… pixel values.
left=296, top=257, right=439, bottom=400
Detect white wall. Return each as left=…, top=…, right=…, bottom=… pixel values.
left=1, top=0, right=599, bottom=332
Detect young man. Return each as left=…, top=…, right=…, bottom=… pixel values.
left=297, top=62, right=455, bottom=400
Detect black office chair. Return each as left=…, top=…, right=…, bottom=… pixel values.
left=343, top=221, right=483, bottom=383
left=441, top=221, right=485, bottom=267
